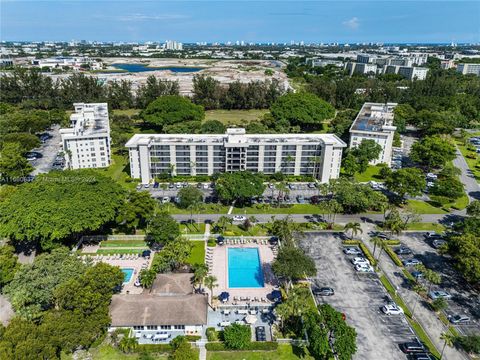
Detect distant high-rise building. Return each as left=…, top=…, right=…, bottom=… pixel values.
left=164, top=40, right=183, bottom=51
left=457, top=63, right=480, bottom=76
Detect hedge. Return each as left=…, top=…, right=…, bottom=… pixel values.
left=384, top=246, right=403, bottom=267
left=358, top=242, right=377, bottom=267
left=384, top=240, right=401, bottom=246
left=342, top=240, right=360, bottom=245
left=205, top=342, right=278, bottom=351
left=402, top=269, right=416, bottom=284
left=185, top=335, right=201, bottom=341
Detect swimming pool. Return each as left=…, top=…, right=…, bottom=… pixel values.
left=121, top=268, right=134, bottom=284
left=228, top=248, right=264, bottom=288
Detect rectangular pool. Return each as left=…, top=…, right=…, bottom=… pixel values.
left=228, top=248, right=264, bottom=288
left=121, top=268, right=134, bottom=284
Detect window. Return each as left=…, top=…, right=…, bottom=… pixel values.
left=174, top=325, right=185, bottom=330
left=146, top=325, right=157, bottom=330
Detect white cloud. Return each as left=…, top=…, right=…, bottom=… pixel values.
left=342, top=17, right=359, bottom=30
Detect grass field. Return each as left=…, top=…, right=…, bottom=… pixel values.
left=187, top=240, right=206, bottom=265
left=167, top=204, right=230, bottom=215
left=406, top=200, right=448, bottom=214
left=456, top=139, right=480, bottom=181
left=112, top=109, right=141, bottom=117
left=99, top=240, right=147, bottom=248
left=179, top=222, right=206, bottom=235
left=96, top=248, right=146, bottom=255
left=221, top=224, right=269, bottom=236
left=354, top=165, right=384, bottom=183
left=204, top=109, right=269, bottom=125
left=95, top=153, right=137, bottom=190
left=207, top=344, right=314, bottom=360
left=231, top=204, right=323, bottom=215
left=405, top=223, right=446, bottom=232
left=88, top=343, right=170, bottom=360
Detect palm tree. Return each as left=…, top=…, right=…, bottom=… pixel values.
left=160, top=183, right=168, bottom=196
left=344, top=222, right=362, bottom=240
left=204, top=275, right=218, bottom=304
left=118, top=336, right=138, bottom=353
left=139, top=269, right=156, bottom=292
left=369, top=236, right=384, bottom=259
left=216, top=216, right=232, bottom=233
left=169, top=163, right=176, bottom=177
left=189, top=160, right=197, bottom=176
left=309, top=156, right=322, bottom=179
left=275, top=182, right=288, bottom=206
left=439, top=332, right=455, bottom=360
left=192, top=263, right=209, bottom=291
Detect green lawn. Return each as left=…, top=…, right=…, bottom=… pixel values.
left=95, top=153, right=137, bottom=190
left=354, top=165, right=384, bottom=183
left=167, top=204, right=230, bottom=215
left=89, top=343, right=170, bottom=360
left=207, top=344, right=314, bottom=360
left=95, top=248, right=147, bottom=255
left=187, top=240, right=205, bottom=265
left=204, top=109, right=269, bottom=125
left=221, top=224, right=269, bottom=236
left=231, top=204, right=323, bottom=215
left=112, top=109, right=141, bottom=117
left=405, top=223, right=446, bottom=232
left=179, top=223, right=206, bottom=235
left=99, top=240, right=147, bottom=248
left=406, top=200, right=448, bottom=214
left=456, top=141, right=480, bottom=181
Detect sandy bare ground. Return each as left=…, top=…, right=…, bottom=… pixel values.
left=0, top=294, right=14, bottom=326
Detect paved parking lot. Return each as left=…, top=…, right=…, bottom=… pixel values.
left=394, top=232, right=480, bottom=336
left=299, top=232, right=415, bottom=360
left=30, top=125, right=63, bottom=175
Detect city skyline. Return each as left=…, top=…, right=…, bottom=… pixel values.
left=1, top=1, right=479, bottom=43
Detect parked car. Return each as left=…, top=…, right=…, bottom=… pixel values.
left=355, top=264, right=374, bottom=272
left=168, top=183, right=174, bottom=189
left=161, top=196, right=170, bottom=204
left=400, top=341, right=426, bottom=353
left=351, top=257, right=369, bottom=265
left=233, top=215, right=247, bottom=222
left=411, top=353, right=434, bottom=360
left=288, top=183, right=296, bottom=190
left=403, top=259, right=422, bottom=267
left=381, top=303, right=404, bottom=315
left=134, top=278, right=141, bottom=287
left=411, top=271, right=424, bottom=280
left=310, top=195, right=320, bottom=204
left=153, top=182, right=159, bottom=188
left=144, top=184, right=150, bottom=189
left=255, top=326, right=266, bottom=341
left=175, top=182, right=182, bottom=189
left=429, top=290, right=452, bottom=300
left=343, top=247, right=362, bottom=255
left=308, top=182, right=316, bottom=189
left=396, top=246, right=412, bottom=255
left=314, top=287, right=335, bottom=296
left=268, top=183, right=274, bottom=189
left=425, top=232, right=442, bottom=239
left=136, top=184, right=142, bottom=190
left=296, top=195, right=305, bottom=203
left=449, top=314, right=470, bottom=324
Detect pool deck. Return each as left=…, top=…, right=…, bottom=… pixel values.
left=207, top=242, right=279, bottom=305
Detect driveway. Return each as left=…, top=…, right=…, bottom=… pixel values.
left=299, top=232, right=415, bottom=360
left=30, top=124, right=62, bottom=176
left=453, top=148, right=480, bottom=202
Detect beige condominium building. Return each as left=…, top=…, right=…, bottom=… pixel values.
left=126, top=128, right=346, bottom=184
left=60, top=103, right=111, bottom=169
left=349, top=102, right=397, bottom=167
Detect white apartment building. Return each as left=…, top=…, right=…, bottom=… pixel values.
left=126, top=128, right=346, bottom=184
left=397, top=66, right=429, bottom=80
left=60, top=103, right=111, bottom=169
left=164, top=40, right=183, bottom=51
left=349, top=102, right=398, bottom=167
left=345, top=62, right=378, bottom=75
left=457, top=63, right=480, bottom=76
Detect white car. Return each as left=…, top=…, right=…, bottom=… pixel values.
left=382, top=304, right=404, bottom=315
left=351, top=257, right=369, bottom=265
left=232, top=215, right=247, bottom=222
left=355, top=264, right=374, bottom=272
left=343, top=247, right=362, bottom=255
left=426, top=173, right=438, bottom=180
left=161, top=196, right=170, bottom=204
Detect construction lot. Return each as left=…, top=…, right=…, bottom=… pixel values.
left=300, top=232, right=416, bottom=360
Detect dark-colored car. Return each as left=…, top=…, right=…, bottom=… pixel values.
left=255, top=326, right=266, bottom=341
left=411, top=353, right=434, bottom=360
left=153, top=182, right=159, bottom=188
left=168, top=183, right=174, bottom=189
left=314, top=287, right=335, bottom=296
left=310, top=195, right=320, bottom=204
left=396, top=246, right=412, bottom=255
left=400, top=341, right=425, bottom=354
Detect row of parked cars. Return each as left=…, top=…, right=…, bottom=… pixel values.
left=469, top=136, right=480, bottom=153
left=343, top=246, right=374, bottom=273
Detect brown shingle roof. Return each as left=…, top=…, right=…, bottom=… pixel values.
left=109, top=293, right=208, bottom=327
left=151, top=273, right=193, bottom=295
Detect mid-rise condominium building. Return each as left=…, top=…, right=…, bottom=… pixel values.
left=126, top=128, right=346, bottom=184
left=457, top=63, right=480, bottom=76
left=60, top=103, right=111, bottom=169
left=349, top=102, right=398, bottom=167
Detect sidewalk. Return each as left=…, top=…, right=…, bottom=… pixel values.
left=360, top=223, right=467, bottom=360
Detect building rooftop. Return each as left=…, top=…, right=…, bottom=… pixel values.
left=61, top=103, right=110, bottom=138
left=350, top=102, right=397, bottom=133
left=125, top=129, right=347, bottom=148
left=150, top=273, right=194, bottom=296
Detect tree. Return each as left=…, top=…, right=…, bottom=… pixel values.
left=383, top=208, right=406, bottom=236
left=272, top=246, right=316, bottom=291
left=0, top=245, right=21, bottom=287
left=333, top=178, right=388, bottom=214
left=440, top=332, right=455, bottom=360
left=430, top=176, right=464, bottom=200
left=139, top=269, right=156, bottom=291
left=116, top=190, right=156, bottom=232
left=223, top=323, right=251, bottom=350
left=0, top=142, right=33, bottom=183
left=270, top=92, right=335, bottom=131
left=118, top=336, right=138, bottom=353
left=177, top=185, right=203, bottom=226
left=1, top=133, right=40, bottom=152
left=141, top=95, right=204, bottom=131
left=466, top=200, right=480, bottom=218
left=0, top=170, right=124, bottom=249
left=192, top=263, right=208, bottom=291
left=445, top=233, right=480, bottom=283
left=215, top=215, right=232, bottom=233
left=169, top=336, right=197, bottom=360
left=146, top=212, right=180, bottom=246
left=369, top=237, right=384, bottom=259
left=215, top=171, right=265, bottom=204
left=268, top=216, right=302, bottom=246
left=410, top=136, right=456, bottom=170
left=343, top=222, right=362, bottom=239
left=200, top=120, right=226, bottom=134
left=204, top=275, right=218, bottom=303
left=385, top=167, right=426, bottom=202
left=456, top=335, right=480, bottom=354
left=350, top=140, right=383, bottom=173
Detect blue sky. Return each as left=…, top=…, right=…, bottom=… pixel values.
left=1, top=1, right=479, bottom=43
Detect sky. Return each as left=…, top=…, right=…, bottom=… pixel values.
left=1, top=1, right=479, bottom=44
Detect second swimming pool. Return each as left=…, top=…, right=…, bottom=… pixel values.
left=228, top=248, right=264, bottom=288
left=121, top=268, right=134, bottom=284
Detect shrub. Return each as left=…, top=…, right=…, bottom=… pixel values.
left=206, top=327, right=218, bottom=341
left=137, top=344, right=173, bottom=353
left=223, top=324, right=251, bottom=349
left=205, top=342, right=278, bottom=351
left=402, top=269, right=417, bottom=284
left=359, top=242, right=377, bottom=267
left=384, top=240, right=401, bottom=246
left=431, top=298, right=448, bottom=311
left=342, top=240, right=360, bottom=245
left=385, top=247, right=403, bottom=267
left=456, top=335, right=480, bottom=354
left=184, top=335, right=201, bottom=341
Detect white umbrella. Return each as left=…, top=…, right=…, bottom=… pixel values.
left=244, top=314, right=257, bottom=324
